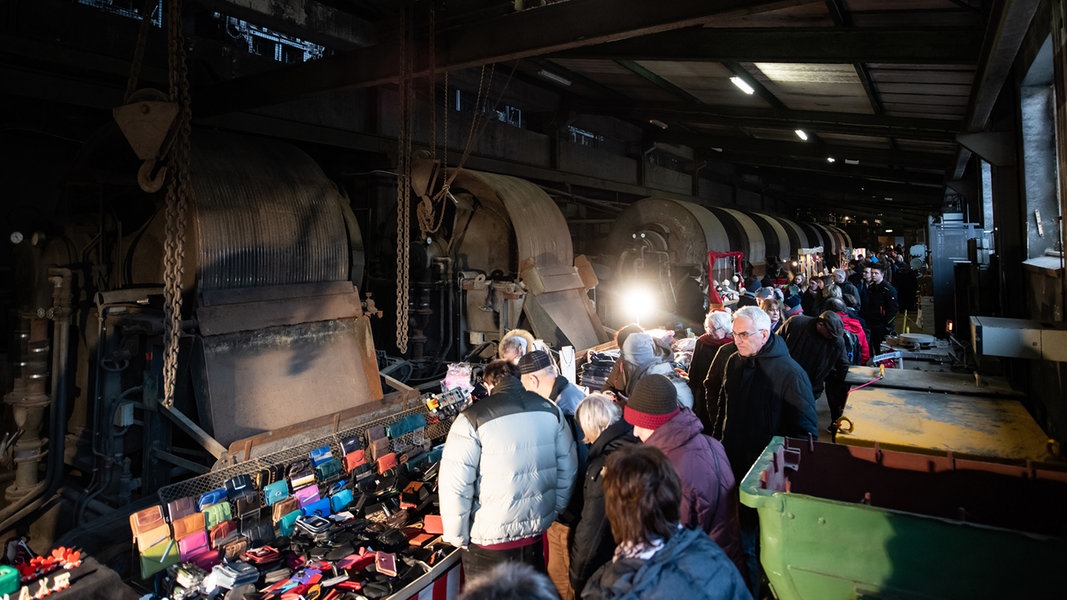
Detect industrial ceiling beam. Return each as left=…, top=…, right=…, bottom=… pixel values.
left=724, top=155, right=946, bottom=188
left=198, top=0, right=808, bottom=114
left=656, top=131, right=952, bottom=170
left=578, top=102, right=962, bottom=141
left=554, top=27, right=983, bottom=63
left=953, top=0, right=1042, bottom=178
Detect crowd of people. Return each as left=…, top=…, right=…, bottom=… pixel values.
left=446, top=251, right=913, bottom=599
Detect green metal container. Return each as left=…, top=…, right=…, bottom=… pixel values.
left=739, top=436, right=1067, bottom=599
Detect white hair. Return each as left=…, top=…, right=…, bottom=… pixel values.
left=704, top=310, right=733, bottom=334
left=576, top=393, right=621, bottom=443
left=733, top=305, right=771, bottom=331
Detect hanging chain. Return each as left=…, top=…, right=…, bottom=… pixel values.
left=162, top=0, right=193, bottom=409
left=395, top=3, right=413, bottom=354
left=124, top=0, right=156, bottom=101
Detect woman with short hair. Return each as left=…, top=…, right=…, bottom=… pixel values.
left=581, top=445, right=751, bottom=599
left=568, top=394, right=638, bottom=594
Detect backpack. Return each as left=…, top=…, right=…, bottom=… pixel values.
left=843, top=329, right=863, bottom=365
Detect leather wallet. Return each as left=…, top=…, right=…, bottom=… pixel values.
left=197, top=488, right=228, bottom=511
left=302, top=497, right=332, bottom=518
left=166, top=496, right=196, bottom=522
left=376, top=452, right=398, bottom=474
left=220, top=537, right=249, bottom=560
left=245, top=522, right=275, bottom=546
left=330, top=489, right=354, bottom=513
left=209, top=519, right=238, bottom=548
left=139, top=537, right=178, bottom=578
left=422, top=514, right=443, bottom=534
left=340, top=435, right=361, bottom=455
left=315, top=457, right=342, bottom=481
left=171, top=511, right=206, bottom=540
left=232, top=489, right=261, bottom=517
left=309, top=445, right=333, bottom=466
left=189, top=549, right=220, bottom=571
left=278, top=510, right=302, bottom=537
left=253, top=464, right=285, bottom=489
left=293, top=484, right=321, bottom=507
left=225, top=474, right=254, bottom=498
left=344, top=450, right=367, bottom=472
left=272, top=496, right=300, bottom=523
left=289, top=459, right=316, bottom=489
left=178, top=531, right=210, bottom=562
left=369, top=437, right=391, bottom=462
left=366, top=425, right=387, bottom=444
left=130, top=505, right=170, bottom=550
left=202, top=501, right=232, bottom=529
left=264, top=480, right=290, bottom=506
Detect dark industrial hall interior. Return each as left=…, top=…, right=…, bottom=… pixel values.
left=1, top=0, right=1066, bottom=598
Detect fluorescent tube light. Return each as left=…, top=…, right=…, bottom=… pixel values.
left=730, top=76, right=755, bottom=95
left=794, top=129, right=808, bottom=141
left=537, top=69, right=572, bottom=87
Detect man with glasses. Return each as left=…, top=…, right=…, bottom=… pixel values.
left=711, top=305, right=816, bottom=597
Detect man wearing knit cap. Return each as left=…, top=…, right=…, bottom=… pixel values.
left=518, top=349, right=586, bottom=600
left=623, top=374, right=745, bottom=579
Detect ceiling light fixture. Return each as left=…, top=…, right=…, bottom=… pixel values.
left=730, top=76, right=755, bottom=95
left=844, top=158, right=859, bottom=165
left=537, top=69, right=572, bottom=87
left=794, top=129, right=808, bottom=141
left=826, top=156, right=836, bottom=163
left=649, top=119, right=668, bottom=130
left=885, top=229, right=894, bottom=233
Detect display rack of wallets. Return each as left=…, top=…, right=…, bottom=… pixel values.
left=138, top=403, right=458, bottom=598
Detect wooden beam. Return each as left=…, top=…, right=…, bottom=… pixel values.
left=556, top=27, right=983, bottom=63
left=198, top=0, right=807, bottom=115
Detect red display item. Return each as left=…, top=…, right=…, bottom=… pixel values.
left=376, top=452, right=398, bottom=474
left=243, top=545, right=281, bottom=565
left=422, top=514, right=443, bottom=534
left=374, top=552, right=397, bottom=577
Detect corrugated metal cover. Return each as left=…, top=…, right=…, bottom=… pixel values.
left=191, top=132, right=349, bottom=291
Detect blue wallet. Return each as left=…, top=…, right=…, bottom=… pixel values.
left=197, top=488, right=228, bottom=511
left=302, top=497, right=332, bottom=518
left=330, top=489, right=354, bottom=512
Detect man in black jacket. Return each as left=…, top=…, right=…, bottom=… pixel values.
left=861, top=263, right=899, bottom=355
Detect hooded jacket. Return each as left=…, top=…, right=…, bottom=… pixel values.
left=569, top=419, right=638, bottom=594
left=622, top=334, right=694, bottom=409
left=643, top=410, right=745, bottom=575
left=439, top=377, right=578, bottom=548
left=777, top=312, right=850, bottom=398
left=718, top=334, right=816, bottom=483
left=581, top=526, right=752, bottom=600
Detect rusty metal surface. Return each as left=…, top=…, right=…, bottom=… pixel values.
left=197, top=282, right=363, bottom=336
left=191, top=131, right=351, bottom=291
left=844, top=365, right=1021, bottom=397
left=197, top=316, right=383, bottom=446
left=839, top=385, right=1052, bottom=461
left=608, top=198, right=728, bottom=267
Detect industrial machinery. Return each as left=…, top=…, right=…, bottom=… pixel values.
left=1, top=129, right=379, bottom=538
left=601, top=197, right=851, bottom=327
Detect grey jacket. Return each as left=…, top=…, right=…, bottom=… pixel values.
left=439, top=377, right=578, bottom=547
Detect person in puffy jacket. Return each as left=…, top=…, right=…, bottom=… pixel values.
left=581, top=445, right=751, bottom=600
left=440, top=360, right=578, bottom=580
left=569, top=393, right=638, bottom=594
left=622, top=374, right=745, bottom=577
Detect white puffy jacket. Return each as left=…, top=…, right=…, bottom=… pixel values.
left=439, top=377, right=578, bottom=548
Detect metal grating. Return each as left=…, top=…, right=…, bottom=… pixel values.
left=157, top=401, right=455, bottom=504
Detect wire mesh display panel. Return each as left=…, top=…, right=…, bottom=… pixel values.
left=157, top=399, right=455, bottom=504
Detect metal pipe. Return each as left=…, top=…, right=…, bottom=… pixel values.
left=0, top=268, right=72, bottom=533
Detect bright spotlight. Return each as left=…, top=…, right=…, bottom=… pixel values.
left=622, top=285, right=657, bottom=325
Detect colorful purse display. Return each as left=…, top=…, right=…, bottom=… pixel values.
left=130, top=505, right=170, bottom=550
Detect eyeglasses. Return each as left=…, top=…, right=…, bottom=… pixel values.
left=733, top=329, right=767, bottom=340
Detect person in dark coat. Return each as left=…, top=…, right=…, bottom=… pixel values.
left=777, top=311, right=850, bottom=404
left=861, top=262, right=899, bottom=355
left=581, top=445, right=751, bottom=600
left=714, top=305, right=816, bottom=597
left=569, top=393, right=638, bottom=595
left=622, top=375, right=745, bottom=577
left=687, top=310, right=734, bottom=433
